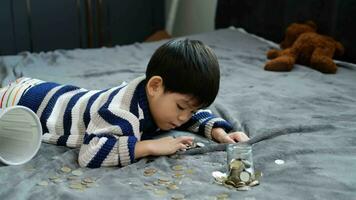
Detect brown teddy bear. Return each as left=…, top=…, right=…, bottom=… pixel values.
left=264, top=21, right=344, bottom=74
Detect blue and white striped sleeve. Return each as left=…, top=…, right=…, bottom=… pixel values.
left=177, top=109, right=233, bottom=140
left=78, top=108, right=140, bottom=168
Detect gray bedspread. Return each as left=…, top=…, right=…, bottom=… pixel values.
left=0, top=28, right=355, bottom=200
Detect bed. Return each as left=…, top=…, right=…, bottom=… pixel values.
left=0, top=27, right=355, bottom=200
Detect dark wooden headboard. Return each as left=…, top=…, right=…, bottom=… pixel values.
left=0, top=0, right=164, bottom=55
left=216, top=0, right=356, bottom=63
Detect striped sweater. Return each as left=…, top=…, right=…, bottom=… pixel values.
left=0, top=76, right=233, bottom=168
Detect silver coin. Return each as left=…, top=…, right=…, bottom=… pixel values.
left=196, top=142, right=205, bottom=147
left=239, top=171, right=251, bottom=182
left=275, top=159, right=285, bottom=165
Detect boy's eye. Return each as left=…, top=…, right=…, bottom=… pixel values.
left=177, top=104, right=184, bottom=110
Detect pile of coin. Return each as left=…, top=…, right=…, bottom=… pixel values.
left=224, top=159, right=261, bottom=191
left=212, top=159, right=262, bottom=191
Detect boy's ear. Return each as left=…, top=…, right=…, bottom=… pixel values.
left=146, top=76, right=163, bottom=96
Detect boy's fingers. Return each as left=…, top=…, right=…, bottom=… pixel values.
left=231, top=132, right=249, bottom=142
left=225, top=136, right=236, bottom=143
left=177, top=136, right=194, bottom=144
left=178, top=143, right=188, bottom=151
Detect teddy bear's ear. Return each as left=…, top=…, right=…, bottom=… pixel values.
left=305, top=20, right=317, bottom=30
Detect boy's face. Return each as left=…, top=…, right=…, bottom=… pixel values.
left=146, top=76, right=200, bottom=131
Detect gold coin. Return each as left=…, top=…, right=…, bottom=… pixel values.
left=171, top=193, right=185, bottom=200
left=61, top=166, right=72, bottom=173
left=71, top=169, right=83, bottom=176
left=154, top=189, right=167, bottom=196
left=52, top=179, right=64, bottom=183
left=69, top=183, right=85, bottom=190
left=229, top=160, right=243, bottom=170
left=144, top=168, right=157, bottom=176
left=167, top=183, right=179, bottom=190
left=216, top=193, right=229, bottom=200
left=158, top=177, right=171, bottom=185
left=248, top=180, right=259, bottom=187
left=49, top=175, right=60, bottom=180
left=85, top=183, right=96, bottom=188
left=172, top=165, right=184, bottom=171
left=236, top=181, right=246, bottom=187
left=224, top=180, right=236, bottom=187
left=83, top=177, right=95, bottom=183
left=37, top=181, right=48, bottom=186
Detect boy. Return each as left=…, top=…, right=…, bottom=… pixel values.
left=0, top=39, right=249, bottom=168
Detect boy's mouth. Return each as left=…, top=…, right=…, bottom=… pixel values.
left=169, top=123, right=177, bottom=129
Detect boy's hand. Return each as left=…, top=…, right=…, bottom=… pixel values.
left=149, top=136, right=194, bottom=156
left=135, top=136, right=194, bottom=159
left=211, top=128, right=249, bottom=143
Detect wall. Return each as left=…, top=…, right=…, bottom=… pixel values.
left=165, top=0, right=217, bottom=37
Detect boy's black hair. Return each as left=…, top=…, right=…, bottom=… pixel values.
left=146, top=39, right=220, bottom=108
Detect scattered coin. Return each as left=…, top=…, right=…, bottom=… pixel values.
left=69, top=182, right=86, bottom=190
left=172, top=165, right=184, bottom=171
left=154, top=189, right=167, bottom=196
left=216, top=193, right=229, bottom=200
left=83, top=177, right=95, bottom=183
left=52, top=178, right=64, bottom=183
left=84, top=182, right=96, bottom=188
left=275, top=159, right=285, bottom=165
left=171, top=193, right=185, bottom=200
left=158, top=177, right=171, bottom=185
left=173, top=172, right=185, bottom=179
left=144, top=168, right=157, bottom=176
left=212, top=171, right=228, bottom=184
left=61, top=166, right=72, bottom=173
left=49, top=175, right=60, bottom=180
left=37, top=181, right=48, bottom=186
left=167, top=183, right=179, bottom=190
left=196, top=142, right=205, bottom=147
left=71, top=169, right=83, bottom=176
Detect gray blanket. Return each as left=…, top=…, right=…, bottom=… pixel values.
left=0, top=28, right=355, bottom=200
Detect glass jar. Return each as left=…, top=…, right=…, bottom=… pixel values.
left=226, top=143, right=255, bottom=182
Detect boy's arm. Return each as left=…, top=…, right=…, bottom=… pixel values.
left=78, top=108, right=193, bottom=168
left=177, top=109, right=233, bottom=140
